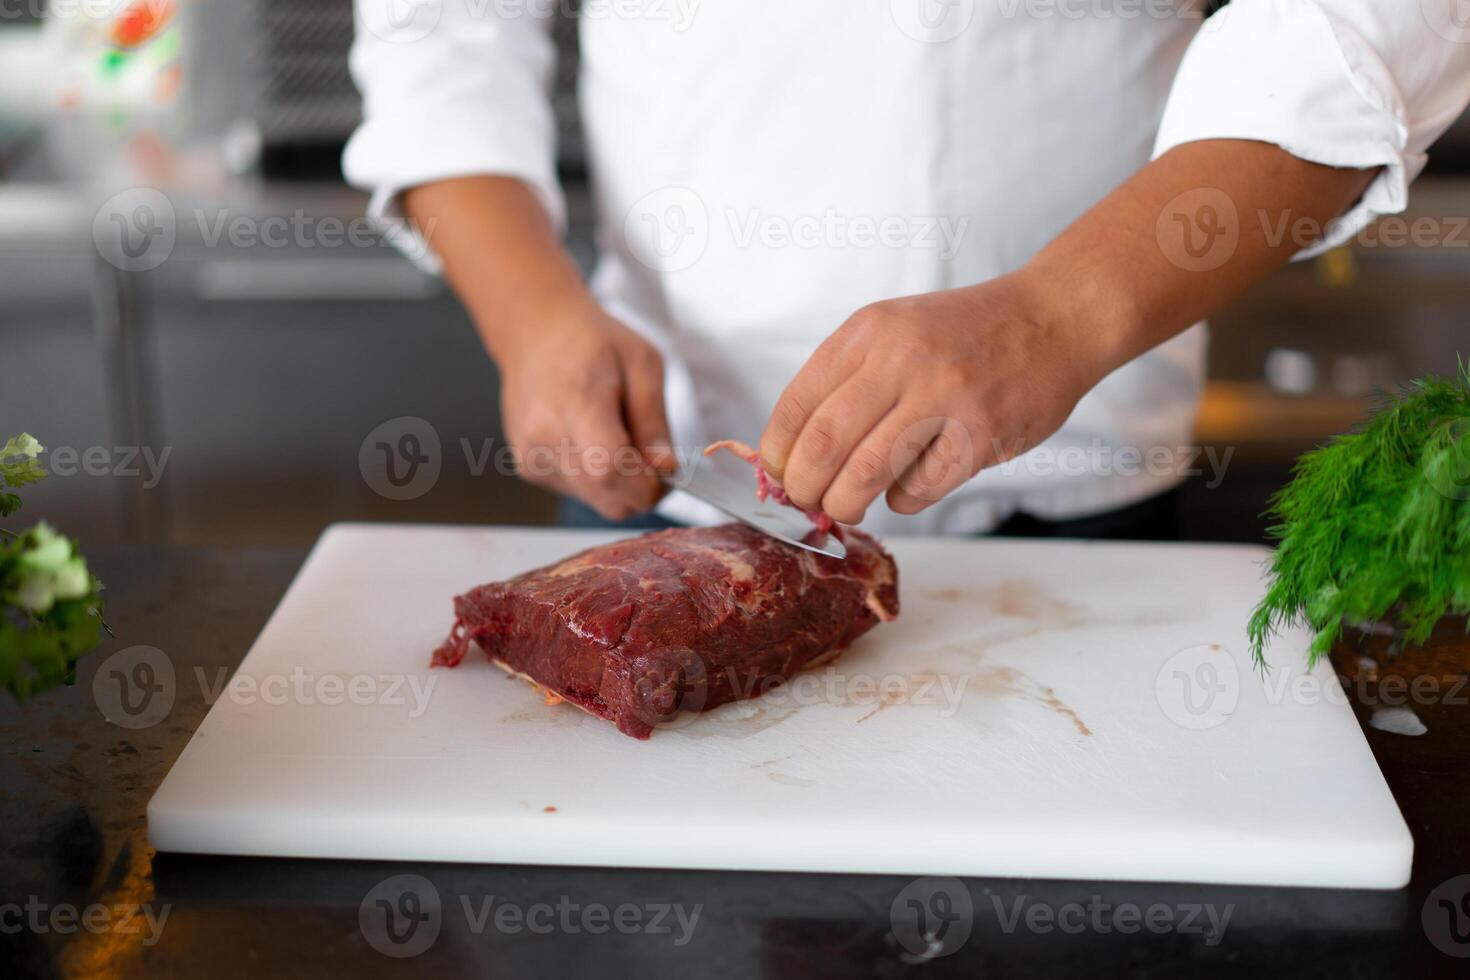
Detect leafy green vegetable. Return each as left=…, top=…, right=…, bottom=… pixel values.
left=1249, top=363, right=1470, bottom=667
left=0, top=434, right=109, bottom=699
left=1, top=433, right=46, bottom=517
left=8, top=521, right=95, bottom=613
left=0, top=524, right=106, bottom=699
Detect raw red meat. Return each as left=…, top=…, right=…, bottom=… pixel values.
left=432, top=522, right=899, bottom=739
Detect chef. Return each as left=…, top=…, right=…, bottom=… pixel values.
left=345, top=0, right=1470, bottom=537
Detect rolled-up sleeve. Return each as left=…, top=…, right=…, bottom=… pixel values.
left=1153, top=0, right=1470, bottom=258
left=343, top=0, right=563, bottom=273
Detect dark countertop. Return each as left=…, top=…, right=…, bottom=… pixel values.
left=2, top=546, right=1468, bottom=978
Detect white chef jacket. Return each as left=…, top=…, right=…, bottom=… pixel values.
left=344, top=0, right=1470, bottom=534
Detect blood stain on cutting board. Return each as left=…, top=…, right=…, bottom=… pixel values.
left=925, top=579, right=1089, bottom=624
left=854, top=682, right=917, bottom=724
left=1031, top=679, right=1092, bottom=736
left=911, top=577, right=1208, bottom=737
left=967, top=663, right=1092, bottom=736
left=913, top=637, right=1092, bottom=737
left=747, top=755, right=816, bottom=787
left=672, top=643, right=1077, bottom=740
left=923, top=578, right=1193, bottom=635
left=670, top=657, right=921, bottom=740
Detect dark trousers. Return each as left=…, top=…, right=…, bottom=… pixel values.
left=556, top=489, right=1182, bottom=542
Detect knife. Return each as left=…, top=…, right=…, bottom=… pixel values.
left=664, top=453, right=847, bottom=559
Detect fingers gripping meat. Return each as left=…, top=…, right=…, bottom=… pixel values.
left=704, top=439, right=836, bottom=535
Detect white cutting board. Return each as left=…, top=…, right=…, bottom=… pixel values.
left=147, top=524, right=1412, bottom=888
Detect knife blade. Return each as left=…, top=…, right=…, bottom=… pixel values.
left=664, top=453, right=847, bottom=559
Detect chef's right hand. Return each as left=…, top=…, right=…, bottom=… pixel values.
left=498, top=301, right=675, bottom=519
left=398, top=176, right=673, bottom=518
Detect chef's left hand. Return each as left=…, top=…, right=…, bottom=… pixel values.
left=758, top=272, right=1108, bottom=524
left=759, top=142, right=1382, bottom=526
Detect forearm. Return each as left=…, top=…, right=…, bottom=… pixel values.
left=402, top=175, right=673, bottom=515
left=760, top=139, right=1382, bottom=521
left=1019, top=139, right=1379, bottom=382
left=401, top=176, right=596, bottom=364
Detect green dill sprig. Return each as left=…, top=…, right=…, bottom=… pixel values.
left=0, top=434, right=109, bottom=699
left=1248, top=362, right=1470, bottom=668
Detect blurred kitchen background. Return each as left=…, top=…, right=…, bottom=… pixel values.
left=2, top=0, right=1468, bottom=551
